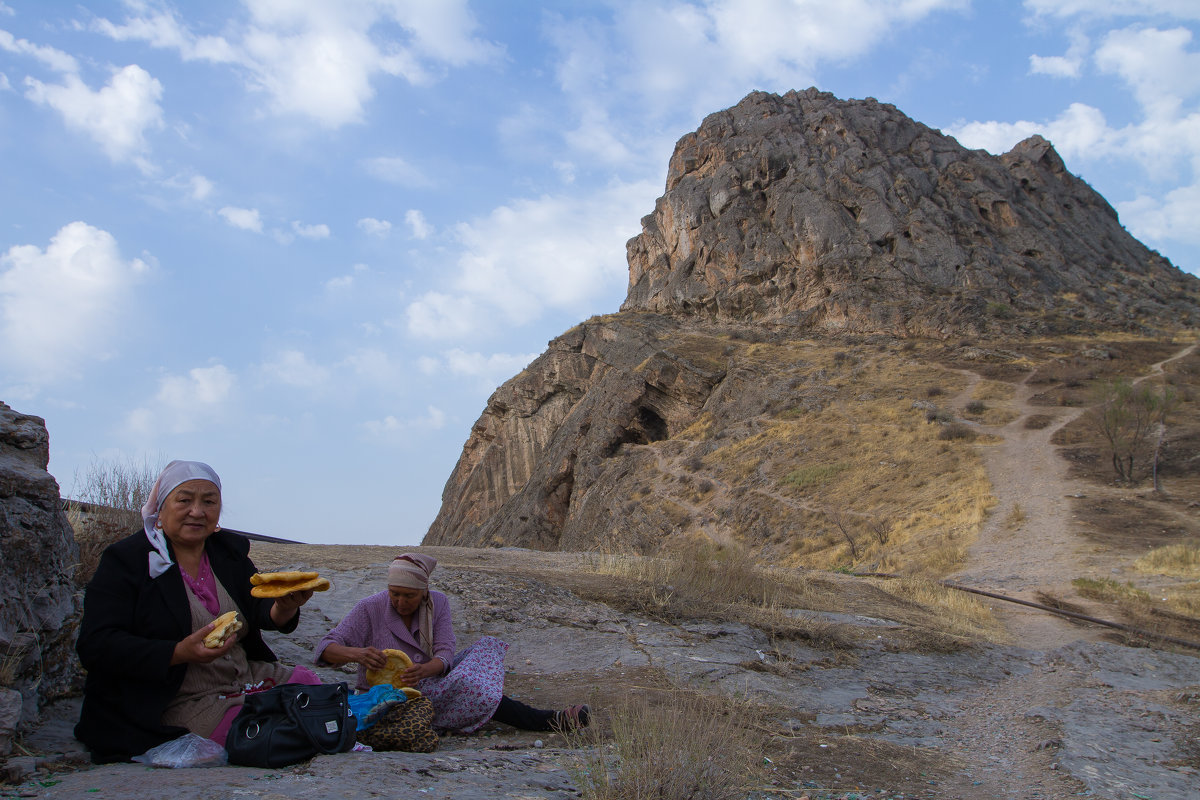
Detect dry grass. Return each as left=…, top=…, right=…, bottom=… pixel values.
left=1005, top=503, right=1027, bottom=530
left=580, top=542, right=849, bottom=646
left=969, top=380, right=1019, bottom=425
left=1072, top=577, right=1200, bottom=643
left=1072, top=577, right=1152, bottom=604
left=880, top=578, right=1006, bottom=644
left=565, top=689, right=762, bottom=800
left=69, top=504, right=140, bottom=587
left=693, top=347, right=994, bottom=577
left=66, top=454, right=162, bottom=586
left=1134, top=542, right=1200, bottom=578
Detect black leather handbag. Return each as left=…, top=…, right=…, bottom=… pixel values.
left=225, top=682, right=356, bottom=767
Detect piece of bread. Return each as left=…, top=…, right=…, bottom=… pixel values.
left=250, top=575, right=331, bottom=598
left=365, top=648, right=415, bottom=688
left=203, top=610, right=242, bottom=648
left=250, top=570, right=320, bottom=585
left=400, top=687, right=422, bottom=699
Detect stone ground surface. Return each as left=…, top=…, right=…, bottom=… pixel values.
left=4, top=346, right=1199, bottom=799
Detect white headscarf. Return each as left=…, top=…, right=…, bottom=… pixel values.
left=141, top=460, right=222, bottom=578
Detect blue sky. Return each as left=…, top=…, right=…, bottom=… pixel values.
left=2, top=1, right=1198, bottom=546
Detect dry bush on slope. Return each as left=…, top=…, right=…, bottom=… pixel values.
left=566, top=690, right=761, bottom=800
left=580, top=541, right=846, bottom=645
left=68, top=454, right=164, bottom=585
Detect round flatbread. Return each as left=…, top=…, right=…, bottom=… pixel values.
left=365, top=648, right=415, bottom=688
left=203, top=610, right=242, bottom=648
left=250, top=575, right=331, bottom=598
left=250, top=570, right=320, bottom=586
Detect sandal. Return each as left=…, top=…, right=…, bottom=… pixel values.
left=552, top=704, right=590, bottom=732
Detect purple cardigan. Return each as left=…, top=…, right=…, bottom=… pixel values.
left=315, top=589, right=456, bottom=691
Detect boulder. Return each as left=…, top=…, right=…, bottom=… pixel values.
left=0, top=402, right=81, bottom=751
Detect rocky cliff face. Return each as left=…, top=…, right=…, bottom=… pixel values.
left=0, top=402, right=80, bottom=755
left=423, top=89, right=1200, bottom=552
left=624, top=88, right=1198, bottom=335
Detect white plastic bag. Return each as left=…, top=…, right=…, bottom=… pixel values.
left=132, top=732, right=228, bottom=768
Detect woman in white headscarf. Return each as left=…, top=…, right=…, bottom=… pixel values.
left=74, top=460, right=322, bottom=763
left=317, top=553, right=589, bottom=735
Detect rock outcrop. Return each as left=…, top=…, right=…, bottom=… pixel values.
left=624, top=88, right=1199, bottom=335
left=423, top=89, right=1200, bottom=552
left=0, top=402, right=80, bottom=755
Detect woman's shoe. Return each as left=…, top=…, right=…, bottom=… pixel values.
left=552, top=704, right=590, bottom=732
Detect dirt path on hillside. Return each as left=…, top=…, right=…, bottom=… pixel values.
left=948, top=342, right=1197, bottom=648
left=926, top=343, right=1200, bottom=799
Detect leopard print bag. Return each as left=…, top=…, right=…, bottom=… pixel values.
left=357, top=696, right=439, bottom=752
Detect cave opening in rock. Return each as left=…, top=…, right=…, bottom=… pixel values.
left=601, top=406, right=670, bottom=458
left=633, top=406, right=668, bottom=444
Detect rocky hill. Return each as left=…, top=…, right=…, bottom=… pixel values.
left=423, top=89, right=1200, bottom=555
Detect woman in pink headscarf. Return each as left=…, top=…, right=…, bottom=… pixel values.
left=317, top=553, right=589, bottom=734
left=74, top=460, right=323, bottom=763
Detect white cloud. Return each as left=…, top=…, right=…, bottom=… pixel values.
left=358, top=217, right=393, bottom=237
left=189, top=175, right=214, bottom=200
left=91, top=4, right=237, bottom=62
left=1095, top=26, right=1200, bottom=120
left=553, top=160, right=576, bottom=184
left=404, top=179, right=654, bottom=339
left=92, top=0, right=502, bottom=129
left=363, top=405, right=447, bottom=439
left=291, top=220, right=331, bottom=239
left=24, top=64, right=163, bottom=168
left=325, top=263, right=370, bottom=292
left=1023, top=1, right=1200, bottom=21
left=406, top=291, right=480, bottom=339
left=548, top=0, right=970, bottom=157
left=260, top=349, right=331, bottom=388
left=363, top=155, right=429, bottom=186
left=421, top=348, right=540, bottom=390
left=1118, top=184, right=1200, bottom=244
left=1030, top=30, right=1090, bottom=78
left=218, top=206, right=263, bottom=232
left=416, top=348, right=539, bottom=391
left=0, top=72, right=9, bottom=92
left=0, top=28, right=79, bottom=73
left=947, top=102, right=1116, bottom=161
left=127, top=364, right=235, bottom=435
left=0, top=222, right=148, bottom=386
left=405, top=209, right=432, bottom=239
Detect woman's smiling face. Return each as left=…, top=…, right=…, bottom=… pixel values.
left=159, top=479, right=221, bottom=548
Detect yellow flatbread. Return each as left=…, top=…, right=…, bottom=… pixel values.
left=203, top=610, right=242, bottom=648
left=250, top=570, right=320, bottom=585
left=250, top=576, right=331, bottom=598
left=365, top=648, right=415, bottom=688
left=400, top=687, right=422, bottom=699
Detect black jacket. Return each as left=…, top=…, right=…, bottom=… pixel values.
left=73, top=529, right=298, bottom=763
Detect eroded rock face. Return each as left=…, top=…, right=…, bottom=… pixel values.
left=424, top=89, right=1200, bottom=552
left=425, top=314, right=725, bottom=549
left=623, top=89, right=1199, bottom=335
left=0, top=402, right=80, bottom=749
